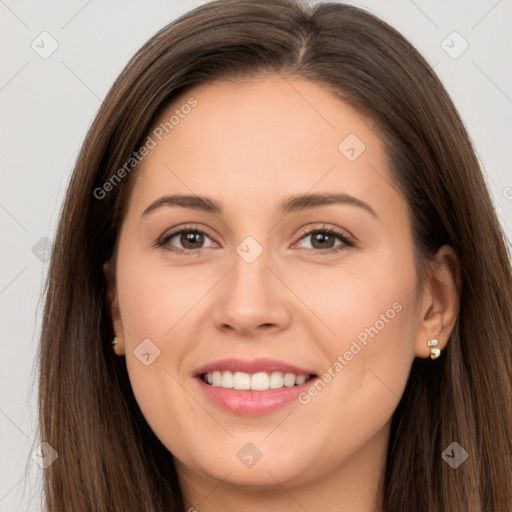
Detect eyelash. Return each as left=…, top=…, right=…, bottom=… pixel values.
left=155, top=223, right=356, bottom=256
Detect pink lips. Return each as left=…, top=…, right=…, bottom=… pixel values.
left=194, top=357, right=315, bottom=377
left=194, top=357, right=317, bottom=416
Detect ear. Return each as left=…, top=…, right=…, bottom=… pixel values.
left=415, top=245, right=461, bottom=358
left=103, top=260, right=125, bottom=356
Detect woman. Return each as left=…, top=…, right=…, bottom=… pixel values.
left=37, top=0, right=512, bottom=510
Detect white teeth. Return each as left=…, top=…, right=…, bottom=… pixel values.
left=233, top=371, right=251, bottom=390
left=221, top=371, right=234, bottom=388
left=251, top=372, right=269, bottom=391
left=295, top=374, right=307, bottom=385
left=204, top=371, right=310, bottom=390
left=212, top=371, right=222, bottom=387
left=284, top=373, right=296, bottom=387
left=269, top=371, right=284, bottom=389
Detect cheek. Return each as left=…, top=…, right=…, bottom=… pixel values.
left=114, top=248, right=199, bottom=431
left=292, top=245, right=418, bottom=407
left=290, top=249, right=417, bottom=358
left=280, top=275, right=418, bottom=483
left=116, top=249, right=199, bottom=345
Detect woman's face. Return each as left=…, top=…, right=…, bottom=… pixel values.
left=107, top=76, right=429, bottom=491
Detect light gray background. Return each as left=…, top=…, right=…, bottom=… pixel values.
left=1, top=0, right=511, bottom=510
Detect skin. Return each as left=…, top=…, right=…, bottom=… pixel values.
left=104, top=75, right=460, bottom=512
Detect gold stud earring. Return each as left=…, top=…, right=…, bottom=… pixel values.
left=427, top=338, right=441, bottom=359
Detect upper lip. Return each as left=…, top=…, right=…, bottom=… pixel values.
left=194, top=358, right=316, bottom=377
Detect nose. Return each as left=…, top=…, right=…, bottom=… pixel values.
left=211, top=243, right=292, bottom=338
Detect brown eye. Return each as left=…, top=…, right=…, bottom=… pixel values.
left=309, top=230, right=338, bottom=250
left=295, top=226, right=355, bottom=255
left=157, top=225, right=217, bottom=254
left=178, top=231, right=206, bottom=249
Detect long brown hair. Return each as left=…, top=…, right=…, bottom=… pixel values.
left=37, top=0, right=512, bottom=510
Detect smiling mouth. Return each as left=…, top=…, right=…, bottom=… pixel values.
left=200, top=371, right=316, bottom=391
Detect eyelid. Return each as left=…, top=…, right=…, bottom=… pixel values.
left=294, top=223, right=354, bottom=243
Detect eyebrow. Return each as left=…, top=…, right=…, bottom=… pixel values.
left=141, top=192, right=378, bottom=219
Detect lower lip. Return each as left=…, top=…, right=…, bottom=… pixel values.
left=195, top=376, right=317, bottom=416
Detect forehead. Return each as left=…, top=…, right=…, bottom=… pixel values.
left=162, top=75, right=376, bottom=161
left=124, top=75, right=404, bottom=223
